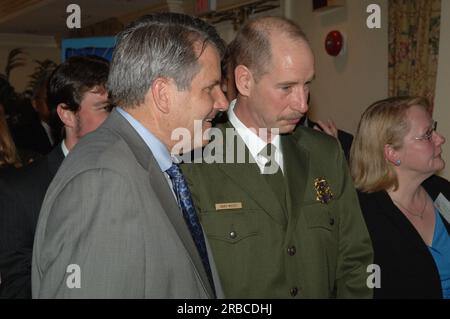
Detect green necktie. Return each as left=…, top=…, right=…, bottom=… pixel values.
left=259, top=144, right=287, bottom=215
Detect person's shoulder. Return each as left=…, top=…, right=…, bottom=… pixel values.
left=423, top=174, right=450, bottom=198
left=357, top=189, right=383, bottom=203
left=290, top=125, right=342, bottom=163
left=356, top=190, right=381, bottom=223
left=356, top=189, right=390, bottom=216
left=337, top=129, right=354, bottom=144
left=292, top=124, right=340, bottom=149
left=0, top=155, right=48, bottom=189
left=57, top=125, right=145, bottom=187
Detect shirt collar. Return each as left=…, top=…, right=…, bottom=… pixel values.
left=227, top=99, right=282, bottom=161
left=117, top=107, right=173, bottom=172
left=61, top=140, right=69, bottom=157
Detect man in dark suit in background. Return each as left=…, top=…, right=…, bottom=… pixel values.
left=299, top=116, right=353, bottom=162
left=31, top=74, right=57, bottom=148
left=0, top=56, right=110, bottom=298
left=0, top=75, right=51, bottom=159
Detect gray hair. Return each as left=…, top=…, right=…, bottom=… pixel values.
left=108, top=13, right=225, bottom=108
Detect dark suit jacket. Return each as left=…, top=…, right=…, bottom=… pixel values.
left=300, top=117, right=353, bottom=162
left=8, top=101, right=53, bottom=156
left=357, top=175, right=450, bottom=299
left=0, top=145, right=64, bottom=298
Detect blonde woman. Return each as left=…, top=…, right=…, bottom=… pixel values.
left=351, top=96, right=450, bottom=299
left=0, top=104, right=21, bottom=170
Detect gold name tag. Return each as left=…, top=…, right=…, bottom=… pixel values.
left=215, top=202, right=243, bottom=211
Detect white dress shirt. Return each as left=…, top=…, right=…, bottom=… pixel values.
left=61, top=140, right=69, bottom=157
left=227, top=99, right=284, bottom=174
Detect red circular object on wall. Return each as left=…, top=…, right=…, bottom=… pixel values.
left=325, top=30, right=344, bottom=56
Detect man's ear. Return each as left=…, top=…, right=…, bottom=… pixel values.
left=384, top=144, right=400, bottom=165
left=56, top=104, right=76, bottom=128
left=151, top=78, right=171, bottom=114
left=235, top=65, right=253, bottom=97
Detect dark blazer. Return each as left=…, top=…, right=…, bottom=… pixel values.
left=358, top=175, right=450, bottom=299
left=300, top=117, right=353, bottom=162
left=0, top=145, right=64, bottom=298
left=8, top=101, right=53, bottom=156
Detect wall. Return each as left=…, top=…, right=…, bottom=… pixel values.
left=433, top=0, right=450, bottom=180
left=0, top=33, right=60, bottom=94
left=285, top=0, right=388, bottom=134
left=214, top=6, right=283, bottom=44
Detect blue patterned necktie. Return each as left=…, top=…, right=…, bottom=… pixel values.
left=165, top=163, right=216, bottom=296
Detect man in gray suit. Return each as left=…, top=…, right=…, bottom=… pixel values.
left=32, top=13, right=228, bottom=298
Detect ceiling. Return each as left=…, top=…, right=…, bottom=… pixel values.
left=0, top=0, right=280, bottom=39
left=0, top=0, right=164, bottom=36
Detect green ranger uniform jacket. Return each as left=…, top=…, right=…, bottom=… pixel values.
left=182, top=122, right=373, bottom=298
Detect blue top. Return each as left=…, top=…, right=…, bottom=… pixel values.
left=428, top=208, right=450, bottom=299
left=117, top=107, right=172, bottom=172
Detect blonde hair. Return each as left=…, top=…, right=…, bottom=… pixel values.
left=350, top=96, right=429, bottom=193
left=0, top=105, right=21, bottom=168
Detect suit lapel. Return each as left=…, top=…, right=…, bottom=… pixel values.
left=147, top=161, right=214, bottom=298
left=105, top=109, right=214, bottom=298
left=282, top=133, right=309, bottom=224
left=377, top=191, right=433, bottom=254
left=46, top=145, right=65, bottom=180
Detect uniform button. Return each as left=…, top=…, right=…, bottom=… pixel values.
left=290, top=287, right=298, bottom=297
left=329, top=218, right=335, bottom=226
left=287, top=246, right=296, bottom=256
left=229, top=231, right=237, bottom=239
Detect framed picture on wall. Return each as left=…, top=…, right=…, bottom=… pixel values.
left=61, top=37, right=116, bottom=62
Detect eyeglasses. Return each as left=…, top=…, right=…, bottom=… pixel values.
left=414, top=120, right=437, bottom=142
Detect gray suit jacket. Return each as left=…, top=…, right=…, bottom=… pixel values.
left=32, top=109, right=223, bottom=298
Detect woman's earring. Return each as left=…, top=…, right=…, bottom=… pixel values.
left=395, top=159, right=401, bottom=166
